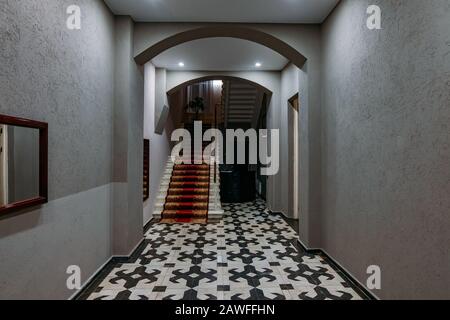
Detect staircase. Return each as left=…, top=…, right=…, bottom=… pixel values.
left=153, top=153, right=224, bottom=224
left=153, top=104, right=226, bottom=224
left=224, top=81, right=263, bottom=126
left=161, top=163, right=210, bottom=223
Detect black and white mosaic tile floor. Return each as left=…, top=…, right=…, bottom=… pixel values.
left=82, top=199, right=366, bottom=300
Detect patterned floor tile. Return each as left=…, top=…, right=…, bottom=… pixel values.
left=83, top=199, right=366, bottom=300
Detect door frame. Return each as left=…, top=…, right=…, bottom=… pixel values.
left=288, top=93, right=299, bottom=220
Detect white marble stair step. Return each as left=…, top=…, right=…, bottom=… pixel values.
left=154, top=202, right=165, bottom=211
left=208, top=210, right=224, bottom=219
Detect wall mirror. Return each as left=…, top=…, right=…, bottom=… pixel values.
left=0, top=114, right=48, bottom=215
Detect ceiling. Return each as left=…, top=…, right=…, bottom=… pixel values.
left=152, top=38, right=289, bottom=71
left=104, top=0, right=339, bottom=24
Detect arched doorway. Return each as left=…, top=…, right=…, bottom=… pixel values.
left=166, top=74, right=273, bottom=136
left=134, top=25, right=307, bottom=68
left=167, top=75, right=273, bottom=96
left=141, top=26, right=310, bottom=239
left=165, top=75, right=273, bottom=207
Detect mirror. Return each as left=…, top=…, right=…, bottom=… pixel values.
left=0, top=114, right=48, bottom=215
left=0, top=125, right=40, bottom=205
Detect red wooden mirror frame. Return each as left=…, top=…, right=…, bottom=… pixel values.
left=0, top=114, right=48, bottom=215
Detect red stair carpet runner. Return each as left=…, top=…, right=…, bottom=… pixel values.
left=160, top=163, right=210, bottom=224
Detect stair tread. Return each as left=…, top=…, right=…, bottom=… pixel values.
left=166, top=195, right=209, bottom=201
left=170, top=182, right=209, bottom=186
left=161, top=157, right=212, bottom=223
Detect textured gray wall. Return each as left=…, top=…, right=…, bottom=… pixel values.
left=321, top=0, right=450, bottom=299
left=280, top=64, right=300, bottom=220
left=112, top=16, right=144, bottom=256
left=126, top=27, right=145, bottom=256
left=0, top=0, right=115, bottom=299
left=0, top=0, right=114, bottom=201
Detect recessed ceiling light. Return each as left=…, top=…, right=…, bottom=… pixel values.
left=178, top=62, right=185, bottom=67
left=255, top=62, right=262, bottom=68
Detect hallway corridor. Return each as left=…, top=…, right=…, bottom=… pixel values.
left=80, top=200, right=367, bottom=300
left=1, top=0, right=449, bottom=301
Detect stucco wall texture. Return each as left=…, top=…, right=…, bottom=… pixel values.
left=321, top=0, right=450, bottom=299
left=0, top=0, right=115, bottom=200
left=0, top=0, right=116, bottom=299
left=111, top=16, right=144, bottom=257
